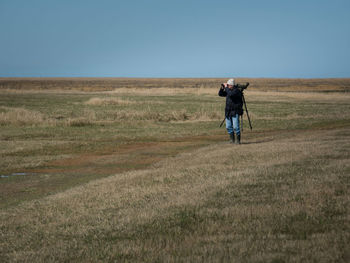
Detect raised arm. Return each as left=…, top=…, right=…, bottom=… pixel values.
left=218, top=84, right=227, bottom=97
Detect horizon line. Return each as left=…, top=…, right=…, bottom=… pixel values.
left=1, top=76, right=350, bottom=80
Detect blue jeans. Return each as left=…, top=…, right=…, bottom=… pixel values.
left=226, top=114, right=240, bottom=135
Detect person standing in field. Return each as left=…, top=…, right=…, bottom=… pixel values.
left=218, top=78, right=249, bottom=144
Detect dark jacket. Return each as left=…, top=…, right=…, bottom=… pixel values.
left=218, top=85, right=245, bottom=117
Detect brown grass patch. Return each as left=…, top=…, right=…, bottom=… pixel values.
left=0, top=107, right=96, bottom=127
left=0, top=107, right=48, bottom=126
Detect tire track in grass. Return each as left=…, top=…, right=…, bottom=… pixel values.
left=0, top=134, right=224, bottom=208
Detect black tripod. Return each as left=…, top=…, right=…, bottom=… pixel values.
left=219, top=92, right=252, bottom=130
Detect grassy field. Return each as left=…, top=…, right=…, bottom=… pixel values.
left=0, top=78, right=349, bottom=262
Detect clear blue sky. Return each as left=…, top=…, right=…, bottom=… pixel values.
left=1, top=0, right=349, bottom=78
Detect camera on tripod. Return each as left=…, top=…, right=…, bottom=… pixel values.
left=235, top=82, right=249, bottom=91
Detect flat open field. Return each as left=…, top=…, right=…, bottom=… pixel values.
left=0, top=78, right=349, bottom=262
left=1, top=77, right=350, bottom=92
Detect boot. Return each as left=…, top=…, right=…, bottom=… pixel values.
left=236, top=134, right=241, bottom=144
left=229, top=133, right=235, bottom=144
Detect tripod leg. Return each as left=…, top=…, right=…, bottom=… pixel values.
left=242, top=93, right=252, bottom=130
left=219, top=117, right=226, bottom=128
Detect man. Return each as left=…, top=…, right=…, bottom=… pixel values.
left=218, top=78, right=249, bottom=144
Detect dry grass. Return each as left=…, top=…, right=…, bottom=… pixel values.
left=0, top=107, right=95, bottom=127
left=84, top=97, right=136, bottom=106
left=247, top=91, right=350, bottom=103
left=0, top=107, right=48, bottom=126
left=0, top=104, right=220, bottom=127
left=0, top=128, right=349, bottom=262
left=105, top=108, right=221, bottom=122
left=108, top=87, right=217, bottom=96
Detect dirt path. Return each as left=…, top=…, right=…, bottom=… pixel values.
left=29, top=134, right=224, bottom=175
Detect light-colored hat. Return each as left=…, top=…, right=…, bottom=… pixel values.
left=227, top=78, right=235, bottom=86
